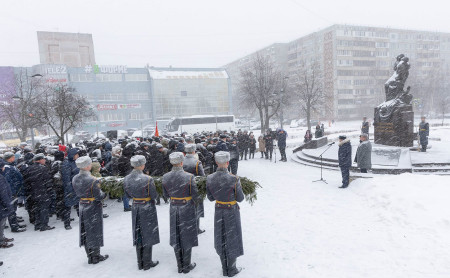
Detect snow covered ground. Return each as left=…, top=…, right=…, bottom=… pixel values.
left=2, top=150, right=450, bottom=278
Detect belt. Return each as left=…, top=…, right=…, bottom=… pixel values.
left=171, top=196, right=192, bottom=201
left=133, top=197, right=151, bottom=201
left=216, top=200, right=237, bottom=205
left=80, top=198, right=95, bottom=201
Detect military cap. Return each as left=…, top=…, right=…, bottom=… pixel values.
left=169, top=152, right=184, bottom=165
left=33, top=153, right=45, bottom=161
left=3, top=152, right=14, bottom=160
left=19, top=142, right=28, bottom=147
left=23, top=147, right=33, bottom=153
left=184, top=144, right=196, bottom=153
left=130, top=155, right=146, bottom=168
left=156, top=143, right=163, bottom=149
left=339, top=135, right=347, bottom=140
left=215, top=151, right=230, bottom=164
left=75, top=156, right=92, bottom=169
left=219, top=134, right=227, bottom=139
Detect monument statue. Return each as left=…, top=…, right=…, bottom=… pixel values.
left=374, top=54, right=414, bottom=147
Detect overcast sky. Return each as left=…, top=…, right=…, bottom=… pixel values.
left=1, top=0, right=449, bottom=68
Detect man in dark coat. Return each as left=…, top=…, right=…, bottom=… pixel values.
left=50, top=151, right=65, bottom=220
left=206, top=151, right=244, bottom=277
left=124, top=155, right=160, bottom=270
left=62, top=148, right=80, bottom=230
left=216, top=135, right=229, bottom=152
left=183, top=144, right=206, bottom=234
left=276, top=129, right=288, bottom=162
left=2, top=152, right=26, bottom=232
left=0, top=159, right=15, bottom=249
left=118, top=145, right=134, bottom=212
left=72, top=156, right=108, bottom=264
left=338, top=135, right=352, bottom=188
left=264, top=129, right=274, bottom=160
left=26, top=154, right=55, bottom=231
left=135, top=142, right=151, bottom=174
left=361, top=117, right=369, bottom=139
left=419, top=116, right=429, bottom=152
left=228, top=138, right=239, bottom=175
left=248, top=133, right=256, bottom=159
left=162, top=152, right=199, bottom=274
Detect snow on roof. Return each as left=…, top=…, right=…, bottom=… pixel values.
left=148, top=69, right=228, bottom=79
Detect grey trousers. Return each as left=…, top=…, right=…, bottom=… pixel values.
left=0, top=217, right=6, bottom=244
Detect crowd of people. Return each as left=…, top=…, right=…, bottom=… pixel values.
left=0, top=127, right=288, bottom=272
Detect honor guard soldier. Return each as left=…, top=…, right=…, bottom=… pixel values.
left=163, top=152, right=200, bottom=274
left=206, top=151, right=244, bottom=277
left=182, top=144, right=206, bottom=234
left=419, top=116, right=429, bottom=152
left=72, top=156, right=109, bottom=264
left=124, top=155, right=160, bottom=270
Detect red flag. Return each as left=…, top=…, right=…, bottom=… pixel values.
left=154, top=121, right=159, bottom=137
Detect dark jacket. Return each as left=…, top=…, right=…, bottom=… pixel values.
left=0, top=172, right=13, bottom=220
left=118, top=147, right=134, bottom=177
left=264, top=133, right=274, bottom=149
left=229, top=143, right=240, bottom=160
left=206, top=167, right=245, bottom=259
left=361, top=121, right=369, bottom=134
left=355, top=140, right=372, bottom=169
left=162, top=166, right=200, bottom=250
left=276, top=130, right=288, bottom=148
left=3, top=161, right=24, bottom=197
left=338, top=139, right=352, bottom=168
left=248, top=137, right=257, bottom=151
left=216, top=140, right=229, bottom=152
left=62, top=148, right=80, bottom=207
left=25, top=162, right=53, bottom=202
left=419, top=122, right=429, bottom=145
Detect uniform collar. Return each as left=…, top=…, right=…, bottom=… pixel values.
left=172, top=166, right=184, bottom=171
left=80, top=169, right=91, bottom=176
left=132, top=169, right=143, bottom=174
left=217, top=167, right=228, bottom=173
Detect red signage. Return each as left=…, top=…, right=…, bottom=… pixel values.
left=97, top=104, right=118, bottom=111
left=108, top=122, right=126, bottom=127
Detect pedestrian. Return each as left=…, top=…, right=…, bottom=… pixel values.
left=162, top=152, right=199, bottom=274
left=26, top=154, right=55, bottom=231
left=264, top=129, right=274, bottom=161
left=61, top=148, right=80, bottom=230
left=0, top=159, right=15, bottom=249
left=72, top=156, right=109, bottom=264
left=355, top=134, right=372, bottom=173
left=361, top=117, right=369, bottom=139
left=419, top=116, right=429, bottom=152
left=258, top=135, right=265, bottom=158
left=276, top=129, right=288, bottom=162
left=248, top=133, right=256, bottom=159
left=304, top=130, right=312, bottom=143
left=206, top=151, right=244, bottom=277
left=118, top=145, right=134, bottom=212
left=315, top=124, right=323, bottom=138
left=183, top=144, right=206, bottom=234
left=124, top=155, right=160, bottom=270
left=228, top=138, right=239, bottom=175
left=338, top=135, right=352, bottom=188
left=2, top=152, right=26, bottom=232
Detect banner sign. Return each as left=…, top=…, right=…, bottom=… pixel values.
left=96, top=103, right=141, bottom=111
left=85, top=65, right=128, bottom=74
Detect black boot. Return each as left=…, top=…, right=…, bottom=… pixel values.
left=227, top=257, right=242, bottom=277
left=91, top=248, right=109, bottom=264
left=220, top=256, right=228, bottom=276
left=182, top=248, right=196, bottom=274
left=85, top=246, right=93, bottom=264
left=174, top=249, right=183, bottom=273
left=136, top=246, right=143, bottom=270
left=142, top=246, right=159, bottom=270
left=197, top=219, right=205, bottom=234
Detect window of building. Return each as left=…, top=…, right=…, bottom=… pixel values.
left=339, top=79, right=352, bottom=85
left=97, top=93, right=123, bottom=101
left=337, top=60, right=353, bottom=66
left=125, top=74, right=148, bottom=81
left=98, top=113, right=124, bottom=122
left=353, top=60, right=376, bottom=67
left=128, top=92, right=149, bottom=100
left=96, top=74, right=122, bottom=82
left=337, top=50, right=351, bottom=56
left=70, top=74, right=93, bottom=82
left=375, top=42, right=389, bottom=48
left=129, top=112, right=151, bottom=120
left=338, top=99, right=355, bottom=105
left=338, top=89, right=353, bottom=94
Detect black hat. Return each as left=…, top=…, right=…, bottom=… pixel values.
left=339, top=135, right=347, bottom=140
left=219, top=134, right=227, bottom=139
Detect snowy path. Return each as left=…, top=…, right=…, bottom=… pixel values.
left=1, top=152, right=450, bottom=278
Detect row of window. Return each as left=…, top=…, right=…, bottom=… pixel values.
left=337, top=60, right=377, bottom=67
left=337, top=50, right=389, bottom=57
left=70, top=74, right=148, bottom=82
left=337, top=89, right=379, bottom=95
left=82, top=93, right=150, bottom=101
left=97, top=112, right=151, bottom=122
left=337, top=70, right=391, bottom=77
left=336, top=30, right=389, bottom=38
left=338, top=79, right=375, bottom=86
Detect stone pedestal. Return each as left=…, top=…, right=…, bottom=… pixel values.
left=374, top=105, right=414, bottom=147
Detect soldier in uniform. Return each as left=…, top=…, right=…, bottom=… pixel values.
left=206, top=151, right=244, bottom=277
left=419, top=116, right=429, bottom=152
left=182, top=144, right=206, bottom=234
left=124, top=155, right=160, bottom=270
left=72, top=156, right=109, bottom=264
left=162, top=152, right=199, bottom=274
left=361, top=117, right=369, bottom=139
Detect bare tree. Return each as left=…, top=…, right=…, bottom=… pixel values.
left=291, top=60, right=325, bottom=131
left=238, top=53, right=285, bottom=131
left=31, top=84, right=96, bottom=144
left=0, top=70, right=42, bottom=142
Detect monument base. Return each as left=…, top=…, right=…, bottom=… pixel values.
left=374, top=104, right=414, bottom=147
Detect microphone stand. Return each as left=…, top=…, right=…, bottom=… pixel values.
left=313, top=143, right=335, bottom=184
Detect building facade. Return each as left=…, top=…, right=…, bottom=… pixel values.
left=225, top=24, right=450, bottom=120
left=37, top=31, right=96, bottom=67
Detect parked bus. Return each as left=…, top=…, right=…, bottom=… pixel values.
left=166, top=115, right=235, bottom=134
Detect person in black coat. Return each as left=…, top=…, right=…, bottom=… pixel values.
left=0, top=159, right=15, bottom=249
left=361, top=117, right=369, bottom=139
left=124, top=155, right=160, bottom=270
left=248, top=133, right=256, bottom=159
left=338, top=135, right=352, bottom=188
left=50, top=151, right=65, bottom=221
left=264, top=129, right=274, bottom=160
left=216, top=135, right=229, bottom=152
left=228, top=138, right=239, bottom=175
left=26, top=154, right=55, bottom=231
left=419, top=116, right=429, bottom=152
left=276, top=129, right=288, bottom=162
left=118, top=145, right=134, bottom=212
